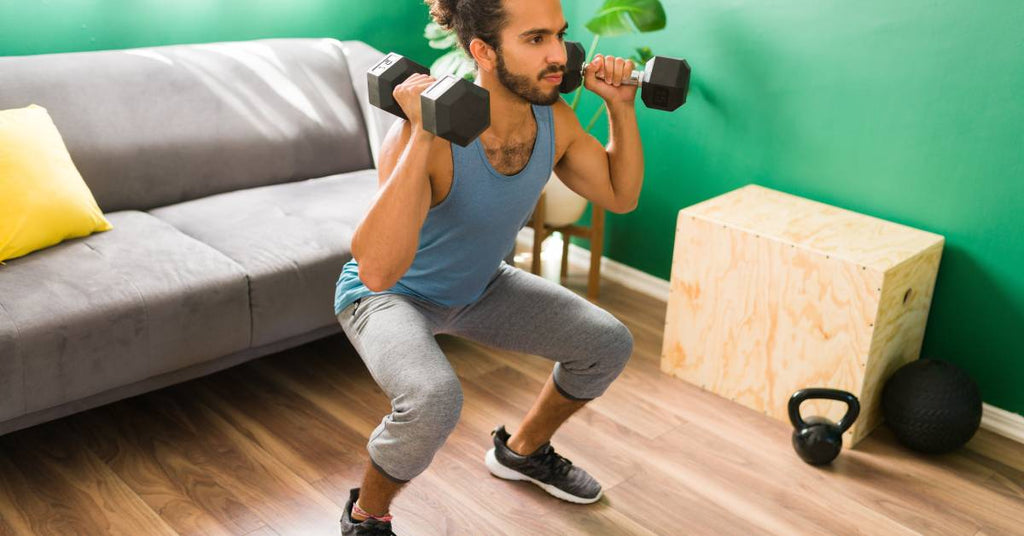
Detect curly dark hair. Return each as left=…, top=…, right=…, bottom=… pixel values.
left=424, top=0, right=509, bottom=54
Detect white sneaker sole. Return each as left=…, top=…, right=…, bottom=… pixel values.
left=484, top=447, right=602, bottom=504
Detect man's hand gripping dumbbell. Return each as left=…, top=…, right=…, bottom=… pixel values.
left=559, top=41, right=691, bottom=112
left=367, top=53, right=490, bottom=146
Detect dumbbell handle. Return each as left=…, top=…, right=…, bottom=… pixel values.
left=578, top=63, right=643, bottom=87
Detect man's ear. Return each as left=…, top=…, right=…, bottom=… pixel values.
left=469, top=38, right=498, bottom=73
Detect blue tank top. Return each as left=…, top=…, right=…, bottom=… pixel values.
left=334, top=103, right=554, bottom=314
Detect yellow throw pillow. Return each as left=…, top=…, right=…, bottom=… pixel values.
left=0, top=104, right=112, bottom=262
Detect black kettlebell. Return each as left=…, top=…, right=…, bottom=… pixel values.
left=788, top=388, right=860, bottom=465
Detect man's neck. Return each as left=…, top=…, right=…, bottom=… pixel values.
left=477, top=72, right=534, bottom=142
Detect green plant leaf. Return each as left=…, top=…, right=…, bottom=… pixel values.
left=424, top=21, right=459, bottom=50
left=428, top=33, right=459, bottom=50
left=585, top=0, right=666, bottom=37
left=430, top=49, right=477, bottom=81
left=631, top=46, right=655, bottom=65
left=424, top=21, right=448, bottom=41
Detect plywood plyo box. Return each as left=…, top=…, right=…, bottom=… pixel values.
left=661, top=184, right=944, bottom=445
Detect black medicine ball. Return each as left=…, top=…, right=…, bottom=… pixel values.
left=881, top=359, right=982, bottom=454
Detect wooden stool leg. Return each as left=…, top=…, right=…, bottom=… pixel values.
left=587, top=205, right=605, bottom=301
left=560, top=231, right=570, bottom=281
left=531, top=193, right=546, bottom=275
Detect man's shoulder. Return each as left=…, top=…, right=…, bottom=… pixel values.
left=550, top=98, right=581, bottom=127
left=550, top=98, right=584, bottom=162
left=377, top=120, right=454, bottom=189
left=426, top=133, right=453, bottom=181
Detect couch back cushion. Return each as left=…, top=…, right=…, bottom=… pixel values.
left=0, top=38, right=374, bottom=212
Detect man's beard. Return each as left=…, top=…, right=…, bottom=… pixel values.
left=496, top=50, right=563, bottom=106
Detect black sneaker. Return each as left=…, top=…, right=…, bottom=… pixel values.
left=484, top=425, right=603, bottom=504
left=340, top=488, right=397, bottom=536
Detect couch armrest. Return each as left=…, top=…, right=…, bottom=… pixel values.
left=339, top=41, right=401, bottom=170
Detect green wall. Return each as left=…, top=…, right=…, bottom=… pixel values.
left=0, top=1, right=434, bottom=59
left=567, top=0, right=1024, bottom=415
left=2, top=1, right=1021, bottom=416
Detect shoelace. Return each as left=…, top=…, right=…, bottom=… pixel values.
left=536, top=445, right=574, bottom=478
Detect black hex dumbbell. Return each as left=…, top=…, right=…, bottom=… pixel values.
left=559, top=41, right=690, bottom=112
left=367, top=53, right=490, bottom=147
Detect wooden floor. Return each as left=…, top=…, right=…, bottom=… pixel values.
left=1, top=244, right=1023, bottom=535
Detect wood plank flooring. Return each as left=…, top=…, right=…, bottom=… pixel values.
left=1, top=246, right=1022, bottom=535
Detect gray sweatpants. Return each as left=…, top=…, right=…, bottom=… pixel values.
left=336, top=262, right=634, bottom=483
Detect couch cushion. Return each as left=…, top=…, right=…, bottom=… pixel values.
left=149, top=169, right=378, bottom=346
left=0, top=211, right=251, bottom=420
left=0, top=38, right=373, bottom=212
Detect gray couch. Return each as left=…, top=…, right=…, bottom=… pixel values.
left=0, top=38, right=402, bottom=435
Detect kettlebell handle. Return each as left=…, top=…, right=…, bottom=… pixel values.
left=788, top=388, right=861, bottom=433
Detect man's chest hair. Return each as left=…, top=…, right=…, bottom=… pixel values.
left=483, top=140, right=535, bottom=175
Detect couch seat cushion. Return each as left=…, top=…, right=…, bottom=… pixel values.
left=149, top=169, right=378, bottom=346
left=0, top=211, right=251, bottom=420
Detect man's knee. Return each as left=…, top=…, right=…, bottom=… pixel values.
left=611, top=321, right=634, bottom=374
left=594, top=314, right=634, bottom=367
left=562, top=313, right=633, bottom=379
left=368, top=376, right=463, bottom=482
left=403, top=377, right=464, bottom=439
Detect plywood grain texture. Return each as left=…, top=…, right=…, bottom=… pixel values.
left=662, top=185, right=944, bottom=445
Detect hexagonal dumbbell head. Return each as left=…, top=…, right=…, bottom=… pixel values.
left=559, top=40, right=586, bottom=94
left=420, top=75, right=490, bottom=147
left=367, top=53, right=430, bottom=120
left=640, top=56, right=691, bottom=111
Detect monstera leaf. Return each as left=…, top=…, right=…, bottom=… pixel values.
left=585, top=0, right=666, bottom=37
left=425, top=22, right=477, bottom=81
left=430, top=49, right=477, bottom=81
left=424, top=21, right=458, bottom=50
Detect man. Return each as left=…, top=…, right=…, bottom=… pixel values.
left=336, top=0, right=644, bottom=533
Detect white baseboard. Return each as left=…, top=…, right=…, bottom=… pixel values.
left=981, top=403, right=1024, bottom=444
left=517, top=228, right=1024, bottom=445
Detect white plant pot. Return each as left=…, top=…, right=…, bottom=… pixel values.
left=542, top=171, right=589, bottom=227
